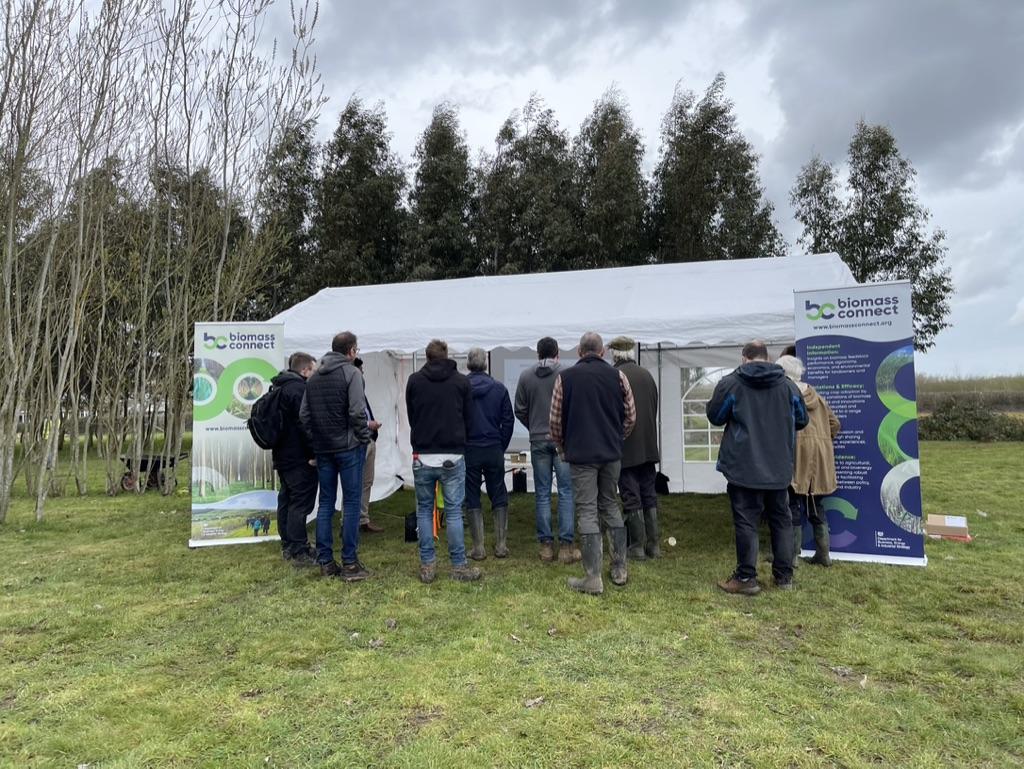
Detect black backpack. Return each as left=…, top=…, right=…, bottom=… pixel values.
left=247, top=385, right=284, bottom=450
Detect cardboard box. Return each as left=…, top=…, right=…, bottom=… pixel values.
left=925, top=514, right=970, bottom=539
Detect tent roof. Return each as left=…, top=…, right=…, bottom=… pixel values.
left=270, top=253, right=857, bottom=354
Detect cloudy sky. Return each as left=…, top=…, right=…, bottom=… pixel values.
left=275, top=0, right=1024, bottom=376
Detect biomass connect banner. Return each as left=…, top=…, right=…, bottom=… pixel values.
left=794, top=282, right=926, bottom=566
left=190, top=322, right=284, bottom=547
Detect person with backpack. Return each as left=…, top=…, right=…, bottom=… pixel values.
left=267, top=352, right=318, bottom=565
left=300, top=331, right=372, bottom=582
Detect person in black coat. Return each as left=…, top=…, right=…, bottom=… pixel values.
left=272, top=352, right=317, bottom=564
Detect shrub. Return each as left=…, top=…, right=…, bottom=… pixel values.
left=918, top=397, right=1024, bottom=442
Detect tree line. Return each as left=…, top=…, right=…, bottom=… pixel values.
left=0, top=0, right=952, bottom=524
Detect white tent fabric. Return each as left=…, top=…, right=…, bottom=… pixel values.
left=271, top=254, right=857, bottom=355
left=270, top=254, right=857, bottom=499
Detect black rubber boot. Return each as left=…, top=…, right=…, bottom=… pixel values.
left=807, top=522, right=832, bottom=567
left=467, top=508, right=486, bottom=561
left=493, top=507, right=509, bottom=558
left=567, top=533, right=603, bottom=595
left=609, top=526, right=628, bottom=586
left=624, top=509, right=647, bottom=560
left=643, top=508, right=661, bottom=559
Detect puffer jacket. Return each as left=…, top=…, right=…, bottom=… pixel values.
left=299, top=352, right=369, bottom=454
left=791, top=383, right=841, bottom=495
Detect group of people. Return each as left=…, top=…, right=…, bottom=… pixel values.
left=268, top=329, right=839, bottom=595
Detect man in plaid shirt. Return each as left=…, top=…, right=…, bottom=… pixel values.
left=549, top=331, right=636, bottom=594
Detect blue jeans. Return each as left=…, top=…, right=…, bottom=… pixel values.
left=413, top=457, right=467, bottom=567
left=315, top=446, right=366, bottom=565
left=530, top=440, right=574, bottom=543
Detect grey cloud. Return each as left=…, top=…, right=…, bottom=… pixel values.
left=748, top=1, right=1024, bottom=189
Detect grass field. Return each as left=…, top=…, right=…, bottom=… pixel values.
left=1, top=442, right=1022, bottom=768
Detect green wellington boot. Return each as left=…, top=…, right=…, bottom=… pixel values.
left=493, top=507, right=509, bottom=558
left=806, top=522, right=832, bottom=567
left=624, top=509, right=647, bottom=560
left=567, top=533, right=604, bottom=595
left=643, top=508, right=661, bottom=559
left=467, top=508, right=486, bottom=561
left=609, top=526, right=628, bottom=586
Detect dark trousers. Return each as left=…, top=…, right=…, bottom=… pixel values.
left=618, top=461, right=657, bottom=511
left=464, top=445, right=508, bottom=511
left=727, top=483, right=793, bottom=582
left=789, top=492, right=827, bottom=527
left=276, top=463, right=317, bottom=556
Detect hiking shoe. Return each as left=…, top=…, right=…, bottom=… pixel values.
left=451, top=564, right=483, bottom=582
left=419, top=562, right=437, bottom=584
left=291, top=550, right=317, bottom=569
left=320, top=561, right=342, bottom=578
left=558, top=543, right=581, bottom=565
left=340, top=561, right=370, bottom=582
left=717, top=575, right=761, bottom=595
left=539, top=542, right=555, bottom=563
left=773, top=579, right=794, bottom=591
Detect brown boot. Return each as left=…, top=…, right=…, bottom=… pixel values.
left=717, top=574, right=761, bottom=595
left=419, top=562, right=437, bottom=584
left=451, top=564, right=483, bottom=582
left=558, top=542, right=581, bottom=564
left=538, top=542, right=555, bottom=563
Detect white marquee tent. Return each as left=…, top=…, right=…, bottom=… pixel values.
left=270, top=253, right=857, bottom=497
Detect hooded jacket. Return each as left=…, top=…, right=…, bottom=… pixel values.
left=270, top=369, right=314, bottom=471
left=514, top=359, right=562, bottom=442
left=706, top=361, right=809, bottom=490
left=299, top=352, right=369, bottom=455
left=467, top=371, right=515, bottom=449
left=792, top=383, right=841, bottom=495
left=405, top=358, right=473, bottom=454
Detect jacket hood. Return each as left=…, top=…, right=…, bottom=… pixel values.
left=469, top=371, right=501, bottom=399
left=422, top=358, right=458, bottom=382
left=272, top=370, right=305, bottom=387
left=736, top=361, right=787, bottom=389
left=318, top=351, right=351, bottom=374
left=534, top=359, right=559, bottom=378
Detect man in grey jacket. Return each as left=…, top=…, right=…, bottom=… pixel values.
left=514, top=336, right=579, bottom=564
left=706, top=340, right=809, bottom=595
left=300, top=331, right=371, bottom=582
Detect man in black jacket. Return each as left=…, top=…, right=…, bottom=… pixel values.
left=300, top=331, right=371, bottom=582
left=272, top=352, right=317, bottom=566
left=405, top=339, right=482, bottom=584
left=550, top=332, right=636, bottom=595
left=706, top=340, right=809, bottom=595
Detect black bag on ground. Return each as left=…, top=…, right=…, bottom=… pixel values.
left=405, top=512, right=418, bottom=543
left=247, top=385, right=284, bottom=450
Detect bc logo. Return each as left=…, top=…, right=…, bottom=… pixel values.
left=805, top=300, right=836, bottom=321
left=203, top=332, right=227, bottom=350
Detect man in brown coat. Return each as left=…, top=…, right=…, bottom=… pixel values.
left=778, top=355, right=841, bottom=566
left=608, top=336, right=661, bottom=559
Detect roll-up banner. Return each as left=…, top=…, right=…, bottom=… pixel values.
left=794, top=282, right=926, bottom=566
left=190, top=322, right=284, bottom=548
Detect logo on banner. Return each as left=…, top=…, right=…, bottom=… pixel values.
left=201, top=330, right=277, bottom=351
left=805, top=295, right=902, bottom=321
left=203, top=332, right=228, bottom=350
left=805, top=300, right=836, bottom=320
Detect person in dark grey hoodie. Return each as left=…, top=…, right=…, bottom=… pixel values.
left=514, top=336, right=578, bottom=565
left=299, top=331, right=371, bottom=582
left=706, top=340, right=809, bottom=595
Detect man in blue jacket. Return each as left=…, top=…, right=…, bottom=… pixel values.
left=706, top=340, right=809, bottom=595
left=464, top=347, right=515, bottom=560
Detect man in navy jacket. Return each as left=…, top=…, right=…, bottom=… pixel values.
left=706, top=340, right=809, bottom=595
left=464, top=347, right=515, bottom=561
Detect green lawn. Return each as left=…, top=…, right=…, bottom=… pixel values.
left=1, top=443, right=1022, bottom=768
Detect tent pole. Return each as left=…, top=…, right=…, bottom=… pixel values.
left=656, top=343, right=663, bottom=477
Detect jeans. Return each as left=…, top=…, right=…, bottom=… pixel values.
left=727, top=483, right=793, bottom=582
left=276, top=463, right=317, bottom=556
left=530, top=440, right=574, bottom=543
left=618, top=461, right=657, bottom=511
left=315, top=446, right=367, bottom=565
left=570, top=461, right=623, bottom=536
left=413, top=457, right=467, bottom=566
left=464, top=445, right=508, bottom=511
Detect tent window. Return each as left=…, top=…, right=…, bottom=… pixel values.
left=681, top=368, right=727, bottom=463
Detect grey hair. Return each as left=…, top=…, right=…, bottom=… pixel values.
left=578, top=331, right=603, bottom=356
left=776, top=354, right=805, bottom=383
left=611, top=347, right=635, bottom=363
left=467, top=347, right=487, bottom=372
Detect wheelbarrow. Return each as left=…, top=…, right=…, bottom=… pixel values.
left=120, top=453, right=189, bottom=494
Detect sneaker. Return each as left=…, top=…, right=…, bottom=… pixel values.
left=773, top=578, right=793, bottom=591
left=320, top=561, right=342, bottom=578
left=558, top=543, right=582, bottom=565
left=717, top=575, right=761, bottom=596
left=291, top=550, right=317, bottom=568
left=419, top=562, right=437, bottom=584
left=340, top=561, right=370, bottom=582
left=359, top=520, right=384, bottom=533
left=539, top=542, right=555, bottom=563
left=451, top=564, right=483, bottom=582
